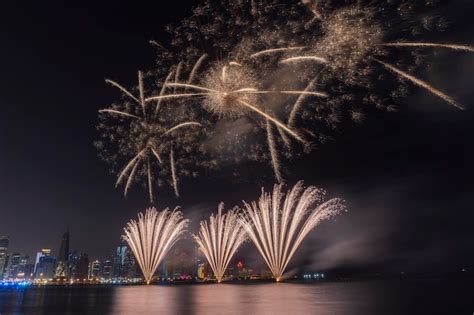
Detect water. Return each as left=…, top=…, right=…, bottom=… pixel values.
left=0, top=279, right=472, bottom=314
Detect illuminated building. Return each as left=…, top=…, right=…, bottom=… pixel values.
left=89, top=260, right=101, bottom=279
left=102, top=260, right=113, bottom=280
left=35, top=256, right=57, bottom=280
left=302, top=272, right=326, bottom=280
left=68, top=250, right=80, bottom=277
left=54, top=231, right=70, bottom=279
left=197, top=263, right=205, bottom=280
left=113, top=245, right=134, bottom=279
left=0, top=236, right=9, bottom=280
left=7, top=253, right=21, bottom=279
left=34, top=249, right=51, bottom=274
left=16, top=255, right=30, bottom=279
left=73, top=253, right=89, bottom=281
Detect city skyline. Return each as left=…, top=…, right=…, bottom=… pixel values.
left=1, top=231, right=298, bottom=284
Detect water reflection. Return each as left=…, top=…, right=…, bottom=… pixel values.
left=110, top=282, right=372, bottom=315
left=1, top=280, right=472, bottom=315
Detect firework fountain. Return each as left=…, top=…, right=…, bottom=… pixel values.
left=240, top=181, right=346, bottom=282
left=193, top=203, right=247, bottom=283
left=122, top=207, right=189, bottom=284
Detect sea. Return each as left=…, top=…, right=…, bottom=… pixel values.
left=0, top=279, right=472, bottom=314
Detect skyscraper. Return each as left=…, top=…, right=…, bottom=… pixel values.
left=73, top=253, right=89, bottom=281
left=113, top=245, right=135, bottom=279
left=35, top=256, right=57, bottom=281
left=15, top=255, right=30, bottom=279
left=7, top=253, right=21, bottom=279
left=0, top=236, right=9, bottom=280
left=89, top=260, right=101, bottom=279
left=34, top=249, right=51, bottom=274
left=54, top=231, right=70, bottom=279
left=68, top=250, right=80, bottom=278
left=102, top=260, right=113, bottom=280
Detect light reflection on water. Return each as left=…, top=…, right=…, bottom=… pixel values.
left=0, top=280, right=472, bottom=315
left=110, top=282, right=371, bottom=315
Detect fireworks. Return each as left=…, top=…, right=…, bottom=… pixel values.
left=96, top=0, right=471, bottom=199
left=122, top=207, right=189, bottom=284
left=193, top=203, right=247, bottom=283
left=372, top=58, right=463, bottom=110
left=281, top=3, right=471, bottom=112
left=240, top=181, right=346, bottom=282
left=95, top=71, right=205, bottom=202
left=146, top=59, right=326, bottom=182
left=149, top=63, right=313, bottom=143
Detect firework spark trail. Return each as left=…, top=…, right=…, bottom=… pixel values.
left=240, top=181, right=346, bottom=282
left=289, top=76, right=319, bottom=128
left=155, top=69, right=175, bottom=116
left=165, top=83, right=219, bottom=93
left=236, top=99, right=306, bottom=144
left=250, top=47, right=307, bottom=58
left=162, top=122, right=202, bottom=136
left=277, top=125, right=292, bottom=150
left=98, top=109, right=140, bottom=119
left=383, top=42, right=474, bottom=53
left=193, top=204, right=247, bottom=283
left=230, top=90, right=327, bottom=97
left=280, top=91, right=327, bottom=97
left=372, top=58, right=464, bottom=110
left=122, top=207, right=189, bottom=284
left=222, top=65, right=228, bottom=82
left=125, top=157, right=141, bottom=197
left=280, top=56, right=328, bottom=64
left=149, top=40, right=167, bottom=51
left=146, top=93, right=210, bottom=102
left=266, top=120, right=283, bottom=183
left=105, top=79, right=141, bottom=104
left=138, top=71, right=146, bottom=115
left=186, top=54, right=208, bottom=90
left=150, top=147, right=163, bottom=164
left=116, top=150, right=145, bottom=187
left=170, top=146, right=179, bottom=197
left=147, top=157, right=154, bottom=203
left=232, top=88, right=258, bottom=93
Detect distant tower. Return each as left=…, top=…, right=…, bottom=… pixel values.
left=0, top=236, right=9, bottom=280
left=54, top=231, right=70, bottom=279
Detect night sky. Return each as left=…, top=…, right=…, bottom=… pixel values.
left=0, top=0, right=473, bottom=274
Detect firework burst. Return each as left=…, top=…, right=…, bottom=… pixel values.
left=96, top=70, right=205, bottom=202
left=193, top=203, right=247, bottom=283
left=159, top=0, right=337, bottom=182
left=97, top=0, right=471, bottom=194
left=240, top=181, right=346, bottom=282
left=282, top=1, right=472, bottom=114
left=122, top=207, right=189, bottom=284
left=146, top=54, right=329, bottom=182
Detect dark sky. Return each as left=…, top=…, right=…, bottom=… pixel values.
left=0, top=0, right=473, bottom=274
